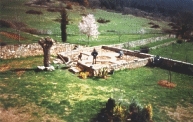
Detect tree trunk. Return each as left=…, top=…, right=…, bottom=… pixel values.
left=38, top=37, right=54, bottom=68
left=88, top=35, right=90, bottom=45
left=43, top=47, right=50, bottom=67
left=61, top=8, right=68, bottom=42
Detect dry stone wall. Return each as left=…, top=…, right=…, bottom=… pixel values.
left=158, top=57, right=193, bottom=75
left=113, top=34, right=176, bottom=49
left=0, top=43, right=84, bottom=59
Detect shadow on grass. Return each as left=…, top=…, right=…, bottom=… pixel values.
left=61, top=99, right=105, bottom=121
left=39, top=99, right=71, bottom=115
left=11, top=68, right=45, bottom=72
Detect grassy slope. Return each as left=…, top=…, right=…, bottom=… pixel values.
left=149, top=42, right=193, bottom=64
left=0, top=56, right=193, bottom=121
left=0, top=0, right=168, bottom=46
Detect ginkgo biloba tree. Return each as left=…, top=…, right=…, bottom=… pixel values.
left=78, top=14, right=99, bottom=45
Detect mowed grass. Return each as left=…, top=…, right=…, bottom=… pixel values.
left=0, top=0, right=169, bottom=46
left=0, top=56, right=193, bottom=121
left=149, top=42, right=193, bottom=64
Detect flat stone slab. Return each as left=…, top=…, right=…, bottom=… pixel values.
left=69, top=66, right=81, bottom=74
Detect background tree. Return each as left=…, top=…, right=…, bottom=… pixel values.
left=38, top=37, right=54, bottom=67
left=173, top=11, right=193, bottom=41
left=83, top=0, right=89, bottom=7
left=78, top=14, right=99, bottom=45
left=60, top=8, right=68, bottom=42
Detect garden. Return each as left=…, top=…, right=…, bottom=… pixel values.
left=0, top=0, right=193, bottom=122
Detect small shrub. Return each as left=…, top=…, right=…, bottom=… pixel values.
left=47, top=8, right=60, bottom=12
left=148, top=22, right=155, bottom=25
left=0, top=42, right=7, bottom=46
left=129, top=99, right=153, bottom=122
left=113, top=104, right=126, bottom=121
left=107, top=30, right=116, bottom=32
left=83, top=0, right=89, bottom=7
left=79, top=71, right=89, bottom=79
left=26, top=10, right=43, bottom=15
left=0, top=20, right=16, bottom=28
left=106, top=98, right=115, bottom=112
left=151, top=24, right=160, bottom=29
left=66, top=4, right=73, bottom=10
left=92, top=98, right=153, bottom=122
left=140, top=46, right=149, bottom=53
left=98, top=67, right=108, bottom=79
left=176, top=39, right=183, bottom=44
left=97, top=18, right=110, bottom=24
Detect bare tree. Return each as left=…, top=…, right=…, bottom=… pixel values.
left=38, top=37, right=55, bottom=67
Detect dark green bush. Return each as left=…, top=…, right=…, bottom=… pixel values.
left=26, top=10, right=43, bottom=15
left=176, top=39, right=183, bottom=44
left=140, top=46, right=149, bottom=53
left=0, top=20, right=16, bottom=28
left=97, top=18, right=110, bottom=24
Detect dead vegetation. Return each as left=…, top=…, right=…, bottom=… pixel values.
left=0, top=32, right=25, bottom=40
left=0, top=103, right=64, bottom=122
left=0, top=65, right=10, bottom=72
left=158, top=80, right=177, bottom=88
left=162, top=104, right=193, bottom=122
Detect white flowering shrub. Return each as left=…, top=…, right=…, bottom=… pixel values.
left=78, top=14, right=99, bottom=44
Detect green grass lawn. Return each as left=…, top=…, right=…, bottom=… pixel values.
left=149, top=42, right=193, bottom=64
left=0, top=56, right=193, bottom=121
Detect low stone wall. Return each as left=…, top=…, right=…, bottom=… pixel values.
left=112, top=34, right=176, bottom=49
left=111, top=58, right=151, bottom=70
left=157, top=57, right=193, bottom=75
left=77, top=57, right=152, bottom=76
left=102, top=46, right=153, bottom=58
left=0, top=43, right=85, bottom=59
left=149, top=40, right=176, bottom=50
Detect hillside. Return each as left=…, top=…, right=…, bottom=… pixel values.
left=0, top=0, right=171, bottom=46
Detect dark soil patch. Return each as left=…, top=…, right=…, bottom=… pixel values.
left=0, top=31, right=26, bottom=40
left=26, top=10, right=43, bottom=15
left=151, top=24, right=160, bottom=29
left=0, top=19, right=39, bottom=35
left=0, top=20, right=16, bottom=28
left=0, top=42, right=7, bottom=46
left=47, top=8, right=60, bottom=12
